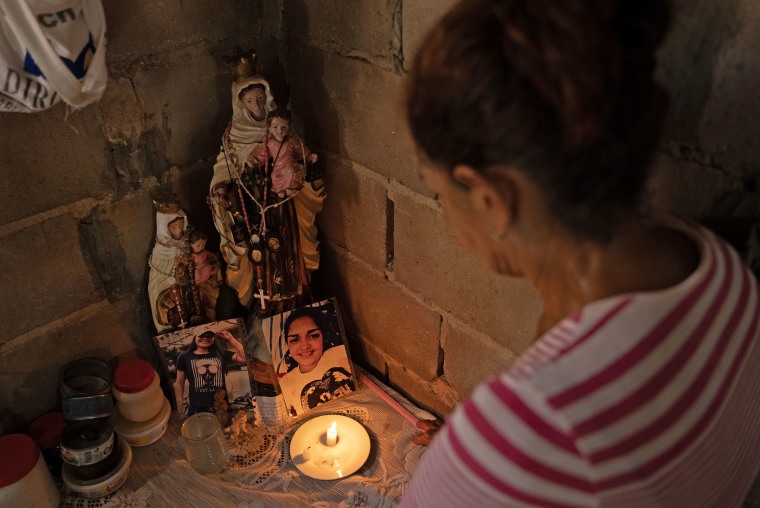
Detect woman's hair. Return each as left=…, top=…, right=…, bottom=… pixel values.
left=266, top=107, right=292, bottom=126
left=283, top=305, right=330, bottom=342
left=407, top=0, right=670, bottom=242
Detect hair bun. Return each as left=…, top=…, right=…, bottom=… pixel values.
left=494, top=0, right=669, bottom=148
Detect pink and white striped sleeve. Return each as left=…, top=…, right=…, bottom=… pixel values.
left=401, top=375, right=594, bottom=508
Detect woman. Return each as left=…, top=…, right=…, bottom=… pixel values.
left=174, top=329, right=246, bottom=417
left=402, top=1, right=760, bottom=507
left=277, top=306, right=354, bottom=416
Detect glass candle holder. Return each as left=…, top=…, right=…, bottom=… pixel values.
left=181, top=413, right=228, bottom=475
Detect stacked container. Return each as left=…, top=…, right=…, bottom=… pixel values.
left=111, top=359, right=171, bottom=447
left=0, top=434, right=60, bottom=508
left=60, top=420, right=132, bottom=499
left=59, top=358, right=132, bottom=499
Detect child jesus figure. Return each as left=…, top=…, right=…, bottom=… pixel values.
left=251, top=108, right=318, bottom=196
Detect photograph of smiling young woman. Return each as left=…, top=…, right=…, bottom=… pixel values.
left=276, top=303, right=355, bottom=416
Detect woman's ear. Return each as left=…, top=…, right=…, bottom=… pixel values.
left=452, top=165, right=515, bottom=238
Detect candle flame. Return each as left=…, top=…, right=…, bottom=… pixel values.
left=325, top=420, right=338, bottom=446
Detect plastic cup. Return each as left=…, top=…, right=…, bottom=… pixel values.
left=181, top=413, right=228, bottom=475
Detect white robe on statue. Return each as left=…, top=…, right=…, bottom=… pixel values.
left=210, top=76, right=275, bottom=308
left=148, top=209, right=188, bottom=332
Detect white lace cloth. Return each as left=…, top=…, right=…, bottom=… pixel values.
left=60, top=375, right=434, bottom=508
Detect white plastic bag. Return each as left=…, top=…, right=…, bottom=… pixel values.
left=0, top=0, right=107, bottom=113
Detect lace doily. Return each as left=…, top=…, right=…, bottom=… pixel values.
left=58, top=375, right=426, bottom=508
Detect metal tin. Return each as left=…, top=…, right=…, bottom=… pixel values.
left=60, top=421, right=114, bottom=467
left=60, top=358, right=113, bottom=421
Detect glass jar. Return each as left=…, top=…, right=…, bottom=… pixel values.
left=181, top=413, right=228, bottom=475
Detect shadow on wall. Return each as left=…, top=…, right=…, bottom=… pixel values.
left=658, top=0, right=741, bottom=143
left=655, top=0, right=760, bottom=258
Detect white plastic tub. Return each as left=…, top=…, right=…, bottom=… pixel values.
left=111, top=396, right=170, bottom=447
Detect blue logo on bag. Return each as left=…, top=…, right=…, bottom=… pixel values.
left=23, top=34, right=95, bottom=79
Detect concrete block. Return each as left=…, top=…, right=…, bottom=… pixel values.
left=0, top=106, right=113, bottom=226
left=0, top=215, right=103, bottom=343
left=658, top=0, right=760, bottom=176
left=392, top=191, right=541, bottom=352
left=442, top=319, right=518, bottom=400
left=288, top=45, right=427, bottom=194
left=97, top=78, right=153, bottom=193
left=133, top=49, right=232, bottom=168
left=648, top=154, right=745, bottom=220
left=79, top=189, right=156, bottom=299
left=285, top=0, right=398, bottom=69
left=353, top=338, right=389, bottom=379
left=177, top=0, right=263, bottom=47
left=317, top=242, right=442, bottom=380
left=104, top=0, right=186, bottom=63
left=387, top=361, right=458, bottom=416
left=105, top=0, right=261, bottom=64
left=100, top=78, right=144, bottom=144
left=260, top=0, right=284, bottom=42
left=401, top=0, right=459, bottom=70
left=318, top=154, right=389, bottom=271
left=0, top=297, right=152, bottom=425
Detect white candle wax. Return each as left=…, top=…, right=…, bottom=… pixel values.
left=325, top=421, right=337, bottom=447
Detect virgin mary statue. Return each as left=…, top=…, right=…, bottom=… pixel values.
left=208, top=53, right=325, bottom=318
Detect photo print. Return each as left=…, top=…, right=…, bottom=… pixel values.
left=154, top=319, right=252, bottom=417
left=255, top=298, right=357, bottom=417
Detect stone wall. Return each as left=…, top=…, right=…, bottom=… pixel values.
left=1, top=0, right=758, bottom=425
left=0, top=0, right=281, bottom=425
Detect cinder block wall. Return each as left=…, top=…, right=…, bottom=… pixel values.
left=285, top=0, right=760, bottom=415
left=0, top=0, right=282, bottom=425
left=281, top=0, right=541, bottom=415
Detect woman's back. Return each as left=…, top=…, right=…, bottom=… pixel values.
left=403, top=223, right=760, bottom=507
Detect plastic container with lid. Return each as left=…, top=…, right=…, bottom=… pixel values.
left=113, top=359, right=164, bottom=423
left=111, top=396, right=171, bottom=447
left=62, top=437, right=132, bottom=499
left=27, top=411, right=67, bottom=476
left=0, top=434, right=60, bottom=508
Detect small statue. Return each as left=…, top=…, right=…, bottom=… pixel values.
left=147, top=197, right=204, bottom=332
left=252, top=108, right=318, bottom=197
left=225, top=410, right=252, bottom=440
left=189, top=229, right=222, bottom=321
left=213, top=388, right=229, bottom=427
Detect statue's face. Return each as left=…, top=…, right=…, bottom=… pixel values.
left=268, top=117, right=290, bottom=142
left=167, top=217, right=184, bottom=240
left=241, top=88, right=266, bottom=117
left=191, top=238, right=206, bottom=253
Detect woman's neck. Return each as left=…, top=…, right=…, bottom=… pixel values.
left=524, top=218, right=699, bottom=336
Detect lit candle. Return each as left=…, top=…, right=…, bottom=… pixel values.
left=325, top=421, right=337, bottom=447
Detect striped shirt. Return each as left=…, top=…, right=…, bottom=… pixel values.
left=402, top=223, right=760, bottom=507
